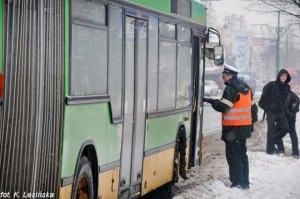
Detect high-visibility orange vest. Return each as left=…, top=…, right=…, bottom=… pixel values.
left=222, top=91, right=252, bottom=126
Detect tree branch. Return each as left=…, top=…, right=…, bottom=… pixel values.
left=292, top=0, right=300, bottom=8
left=258, top=0, right=300, bottom=18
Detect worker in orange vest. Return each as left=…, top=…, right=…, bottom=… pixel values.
left=203, top=64, right=257, bottom=189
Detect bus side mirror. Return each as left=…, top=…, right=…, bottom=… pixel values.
left=204, top=44, right=224, bottom=66
left=205, top=41, right=218, bottom=60
left=205, top=27, right=224, bottom=66
left=214, top=46, right=224, bottom=66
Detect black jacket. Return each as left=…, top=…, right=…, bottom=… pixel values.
left=285, top=90, right=299, bottom=121
left=210, top=77, right=253, bottom=141
left=259, top=69, right=291, bottom=113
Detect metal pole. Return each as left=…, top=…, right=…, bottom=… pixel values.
left=276, top=11, right=280, bottom=75
left=286, top=34, right=288, bottom=67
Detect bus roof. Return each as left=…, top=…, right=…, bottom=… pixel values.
left=128, top=0, right=206, bottom=25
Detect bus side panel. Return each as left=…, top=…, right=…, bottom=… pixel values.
left=141, top=112, right=191, bottom=195
left=98, top=167, right=120, bottom=199
left=141, top=148, right=174, bottom=195
left=59, top=168, right=121, bottom=199
left=61, top=103, right=120, bottom=178
left=59, top=184, right=72, bottom=199
left=129, top=0, right=171, bottom=14
left=145, top=113, right=191, bottom=151
left=141, top=143, right=190, bottom=196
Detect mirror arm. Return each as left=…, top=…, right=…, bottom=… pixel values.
left=207, top=27, right=221, bottom=45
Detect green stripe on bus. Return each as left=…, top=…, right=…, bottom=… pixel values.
left=191, top=0, right=206, bottom=25
left=61, top=103, right=120, bottom=177
left=129, top=0, right=171, bottom=14
left=146, top=112, right=191, bottom=151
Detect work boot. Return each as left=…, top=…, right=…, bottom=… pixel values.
left=242, top=184, right=250, bottom=189
left=230, top=183, right=241, bottom=188
left=274, top=148, right=285, bottom=154
left=275, top=140, right=285, bottom=153
left=273, top=145, right=285, bottom=154
left=180, top=172, right=189, bottom=180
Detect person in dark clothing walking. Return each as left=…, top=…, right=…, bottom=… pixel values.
left=251, top=96, right=258, bottom=132
left=203, top=64, right=256, bottom=189
left=258, top=69, right=291, bottom=154
left=285, top=90, right=299, bottom=156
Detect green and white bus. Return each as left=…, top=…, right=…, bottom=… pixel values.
left=0, top=0, right=223, bottom=198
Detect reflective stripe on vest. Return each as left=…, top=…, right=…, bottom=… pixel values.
left=222, top=91, right=252, bottom=126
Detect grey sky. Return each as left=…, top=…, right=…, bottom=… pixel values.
left=207, top=0, right=279, bottom=26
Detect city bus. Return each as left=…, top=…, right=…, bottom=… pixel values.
left=0, top=0, right=223, bottom=198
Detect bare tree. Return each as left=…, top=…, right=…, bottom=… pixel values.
left=246, top=0, right=300, bottom=18
left=292, top=0, right=300, bottom=8
left=223, top=14, right=248, bottom=31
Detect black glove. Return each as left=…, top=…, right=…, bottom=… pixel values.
left=251, top=103, right=258, bottom=123
left=202, top=98, right=213, bottom=104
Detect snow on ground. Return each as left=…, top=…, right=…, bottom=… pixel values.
left=173, top=116, right=300, bottom=199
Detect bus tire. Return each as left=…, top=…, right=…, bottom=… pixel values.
left=167, top=182, right=176, bottom=198
left=72, top=156, right=94, bottom=199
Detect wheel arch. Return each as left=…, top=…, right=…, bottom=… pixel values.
left=172, top=122, right=188, bottom=182
left=176, top=121, right=187, bottom=144
left=73, top=140, right=99, bottom=199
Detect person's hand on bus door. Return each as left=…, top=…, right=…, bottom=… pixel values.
left=202, top=98, right=213, bottom=104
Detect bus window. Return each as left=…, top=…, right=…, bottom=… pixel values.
left=158, top=42, right=176, bottom=109
left=177, top=45, right=192, bottom=108
left=147, top=17, right=159, bottom=112
left=71, top=1, right=108, bottom=96
left=108, top=5, right=123, bottom=118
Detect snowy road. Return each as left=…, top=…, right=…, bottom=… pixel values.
left=173, top=108, right=300, bottom=199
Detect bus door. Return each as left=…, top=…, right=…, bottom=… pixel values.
left=120, top=16, right=148, bottom=198
left=190, top=36, right=205, bottom=167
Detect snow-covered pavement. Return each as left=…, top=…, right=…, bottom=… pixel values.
left=173, top=114, right=300, bottom=199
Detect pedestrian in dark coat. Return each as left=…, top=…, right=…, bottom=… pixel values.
left=285, top=90, right=299, bottom=155
left=258, top=69, right=291, bottom=154
left=203, top=64, right=254, bottom=189
left=251, top=91, right=258, bottom=132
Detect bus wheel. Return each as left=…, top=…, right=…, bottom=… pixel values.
left=73, top=156, right=94, bottom=199
left=166, top=182, right=176, bottom=198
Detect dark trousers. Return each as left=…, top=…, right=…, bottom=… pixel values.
left=288, top=116, right=299, bottom=155
left=225, top=139, right=249, bottom=187
left=266, top=112, right=289, bottom=154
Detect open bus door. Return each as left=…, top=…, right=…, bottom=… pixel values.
left=190, top=27, right=223, bottom=167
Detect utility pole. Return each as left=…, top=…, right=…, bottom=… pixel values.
left=276, top=11, right=280, bottom=75
left=285, top=34, right=289, bottom=68
left=252, top=17, right=299, bottom=78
